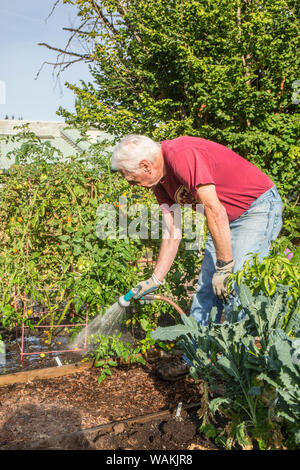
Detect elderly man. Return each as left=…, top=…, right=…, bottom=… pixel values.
left=111, top=134, right=283, bottom=380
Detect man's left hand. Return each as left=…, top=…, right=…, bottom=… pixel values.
left=212, top=260, right=234, bottom=301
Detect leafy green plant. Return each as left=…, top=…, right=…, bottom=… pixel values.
left=231, top=243, right=300, bottom=329
left=87, top=333, right=146, bottom=384
left=2, top=124, right=64, bottom=165
left=234, top=245, right=299, bottom=297
left=151, top=284, right=300, bottom=449
left=0, top=128, right=148, bottom=331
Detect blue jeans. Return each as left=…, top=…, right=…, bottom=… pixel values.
left=190, top=186, right=283, bottom=326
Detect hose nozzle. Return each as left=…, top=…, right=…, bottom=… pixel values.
left=118, top=289, right=160, bottom=307
left=118, top=288, right=138, bottom=308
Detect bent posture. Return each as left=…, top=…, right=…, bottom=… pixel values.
left=111, top=135, right=283, bottom=380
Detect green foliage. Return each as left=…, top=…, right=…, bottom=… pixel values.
left=231, top=242, right=300, bottom=329
left=2, top=124, right=64, bottom=164
left=88, top=333, right=146, bottom=384
left=0, top=131, right=143, bottom=329
left=151, top=284, right=300, bottom=449
left=0, top=128, right=146, bottom=330
left=50, top=0, right=299, bottom=238
left=258, top=330, right=300, bottom=444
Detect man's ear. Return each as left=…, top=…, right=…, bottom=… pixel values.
left=139, top=159, right=152, bottom=173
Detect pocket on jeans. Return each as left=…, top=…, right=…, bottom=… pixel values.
left=245, top=200, right=271, bottom=216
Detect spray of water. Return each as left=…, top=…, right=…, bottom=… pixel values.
left=71, top=302, right=127, bottom=351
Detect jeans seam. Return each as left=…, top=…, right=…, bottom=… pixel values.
left=266, top=199, right=273, bottom=244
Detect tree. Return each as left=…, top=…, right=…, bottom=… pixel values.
left=41, top=0, right=300, bottom=238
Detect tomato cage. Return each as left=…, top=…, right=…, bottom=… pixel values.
left=14, top=291, right=89, bottom=364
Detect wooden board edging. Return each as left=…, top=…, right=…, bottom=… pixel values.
left=0, top=361, right=94, bottom=387
left=72, top=401, right=202, bottom=437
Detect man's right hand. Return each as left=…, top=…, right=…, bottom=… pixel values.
left=212, top=260, right=234, bottom=301
left=133, top=273, right=164, bottom=299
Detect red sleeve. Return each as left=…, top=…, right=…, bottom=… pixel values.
left=170, top=147, right=216, bottom=199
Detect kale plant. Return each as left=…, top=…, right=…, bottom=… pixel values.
left=151, top=284, right=300, bottom=448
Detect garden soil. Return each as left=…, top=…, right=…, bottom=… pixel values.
left=0, top=359, right=218, bottom=450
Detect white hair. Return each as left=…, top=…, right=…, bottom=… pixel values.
left=111, top=134, right=161, bottom=173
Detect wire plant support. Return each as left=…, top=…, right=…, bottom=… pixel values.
left=15, top=299, right=89, bottom=364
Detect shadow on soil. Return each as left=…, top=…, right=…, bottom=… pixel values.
left=0, top=403, right=94, bottom=450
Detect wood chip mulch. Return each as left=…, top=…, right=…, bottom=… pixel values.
left=0, top=360, right=203, bottom=448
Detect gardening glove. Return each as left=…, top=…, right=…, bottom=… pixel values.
left=212, top=260, right=234, bottom=302
left=133, top=273, right=165, bottom=302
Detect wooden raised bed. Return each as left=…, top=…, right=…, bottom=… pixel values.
left=0, top=360, right=94, bottom=386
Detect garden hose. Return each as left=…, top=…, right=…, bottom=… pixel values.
left=142, top=294, right=185, bottom=316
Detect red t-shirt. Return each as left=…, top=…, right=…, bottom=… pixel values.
left=152, top=136, right=274, bottom=222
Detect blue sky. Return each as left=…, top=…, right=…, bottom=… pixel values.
left=0, top=0, right=92, bottom=121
